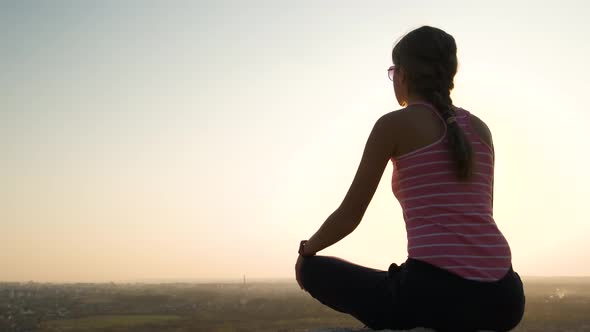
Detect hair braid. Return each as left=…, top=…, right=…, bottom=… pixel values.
left=392, top=26, right=474, bottom=181
left=428, top=88, right=474, bottom=181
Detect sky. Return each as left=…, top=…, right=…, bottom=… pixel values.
left=1, top=0, right=589, bottom=283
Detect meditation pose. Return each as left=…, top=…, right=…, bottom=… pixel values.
left=295, top=26, right=525, bottom=332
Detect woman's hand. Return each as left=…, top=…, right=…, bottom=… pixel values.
left=295, top=254, right=304, bottom=290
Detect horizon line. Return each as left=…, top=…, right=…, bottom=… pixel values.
left=3, top=275, right=590, bottom=285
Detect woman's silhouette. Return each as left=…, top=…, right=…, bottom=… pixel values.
left=295, top=26, right=525, bottom=332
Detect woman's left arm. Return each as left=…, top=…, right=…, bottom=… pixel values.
left=301, top=114, right=397, bottom=256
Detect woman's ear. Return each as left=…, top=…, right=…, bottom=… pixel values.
left=397, top=67, right=407, bottom=84
left=393, top=68, right=407, bottom=107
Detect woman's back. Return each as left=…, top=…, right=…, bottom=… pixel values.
left=391, top=104, right=493, bottom=157
left=390, top=104, right=511, bottom=281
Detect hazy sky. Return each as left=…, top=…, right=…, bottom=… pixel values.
left=2, top=0, right=589, bottom=283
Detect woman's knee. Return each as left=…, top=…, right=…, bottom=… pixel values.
left=298, top=256, right=325, bottom=292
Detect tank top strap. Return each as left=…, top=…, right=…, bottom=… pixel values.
left=452, top=107, right=471, bottom=130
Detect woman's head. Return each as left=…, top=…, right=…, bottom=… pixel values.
left=391, top=26, right=458, bottom=107
left=392, top=26, right=473, bottom=181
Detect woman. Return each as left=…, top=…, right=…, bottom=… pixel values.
left=294, top=26, right=525, bottom=332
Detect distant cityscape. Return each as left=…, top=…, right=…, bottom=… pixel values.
left=0, top=279, right=297, bottom=331
left=0, top=281, right=200, bottom=331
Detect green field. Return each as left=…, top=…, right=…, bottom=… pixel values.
left=4, top=279, right=590, bottom=332
left=42, top=314, right=182, bottom=330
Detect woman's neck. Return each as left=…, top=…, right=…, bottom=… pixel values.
left=405, top=94, right=428, bottom=106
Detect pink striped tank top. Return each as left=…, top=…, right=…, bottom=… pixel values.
left=391, top=103, right=512, bottom=282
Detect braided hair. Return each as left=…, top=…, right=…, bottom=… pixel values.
left=392, top=26, right=474, bottom=181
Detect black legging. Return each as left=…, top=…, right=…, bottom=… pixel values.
left=299, top=256, right=525, bottom=331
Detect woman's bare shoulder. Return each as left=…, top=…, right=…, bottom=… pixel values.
left=380, top=107, right=416, bottom=125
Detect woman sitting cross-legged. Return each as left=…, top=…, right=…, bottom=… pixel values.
left=294, top=26, right=525, bottom=332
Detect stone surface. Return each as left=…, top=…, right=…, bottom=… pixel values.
left=312, top=328, right=434, bottom=332
left=313, top=329, right=492, bottom=332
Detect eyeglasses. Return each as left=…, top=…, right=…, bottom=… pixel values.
left=387, top=65, right=396, bottom=81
